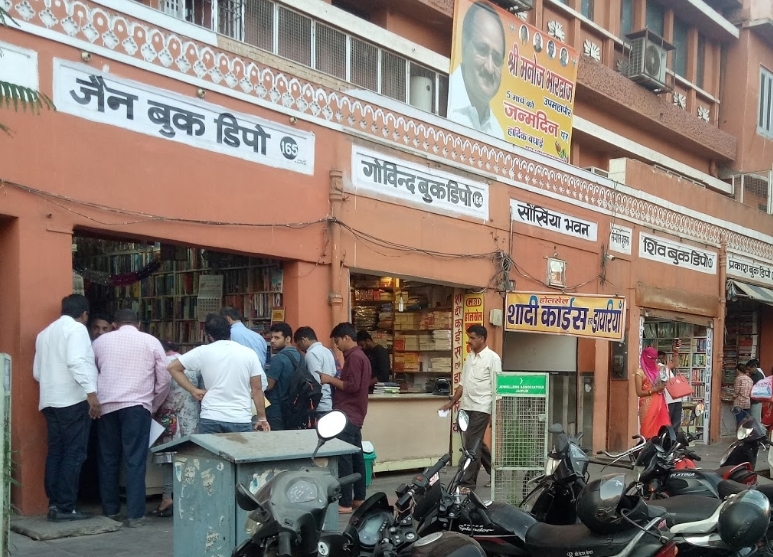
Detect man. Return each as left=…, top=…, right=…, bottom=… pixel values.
left=447, top=1, right=506, bottom=139
left=168, top=313, right=269, bottom=434
left=356, top=330, right=391, bottom=392
left=92, top=309, right=170, bottom=527
left=439, top=325, right=500, bottom=492
left=88, top=313, right=112, bottom=341
left=293, top=326, right=336, bottom=416
left=221, top=307, right=268, bottom=368
left=657, top=343, right=683, bottom=432
left=319, top=323, right=371, bottom=513
left=747, top=359, right=765, bottom=422
left=33, top=294, right=100, bottom=521
left=267, top=322, right=301, bottom=431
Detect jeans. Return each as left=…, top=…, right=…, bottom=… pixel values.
left=41, top=400, right=91, bottom=513
left=460, top=410, right=493, bottom=488
left=668, top=401, right=683, bottom=433
left=751, top=402, right=763, bottom=423
left=97, top=405, right=151, bottom=519
left=197, top=418, right=252, bottom=434
left=336, top=422, right=366, bottom=507
left=735, top=407, right=750, bottom=426
left=266, top=406, right=285, bottom=432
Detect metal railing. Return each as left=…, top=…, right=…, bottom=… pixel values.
left=727, top=171, right=773, bottom=214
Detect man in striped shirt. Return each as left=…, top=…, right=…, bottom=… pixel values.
left=92, top=309, right=170, bottom=527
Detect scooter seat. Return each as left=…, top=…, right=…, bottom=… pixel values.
left=717, top=480, right=749, bottom=499
left=524, top=523, right=638, bottom=557
left=647, top=495, right=721, bottom=526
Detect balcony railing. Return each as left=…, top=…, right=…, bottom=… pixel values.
left=727, top=171, right=773, bottom=214
left=156, top=0, right=449, bottom=117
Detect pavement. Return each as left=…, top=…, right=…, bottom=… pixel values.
left=9, top=436, right=770, bottom=557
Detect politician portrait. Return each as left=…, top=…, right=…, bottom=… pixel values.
left=448, top=1, right=506, bottom=139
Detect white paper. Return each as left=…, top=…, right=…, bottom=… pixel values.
left=437, top=409, right=449, bottom=418
left=149, top=419, right=165, bottom=448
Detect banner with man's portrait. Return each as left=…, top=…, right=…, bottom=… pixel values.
left=448, top=0, right=578, bottom=162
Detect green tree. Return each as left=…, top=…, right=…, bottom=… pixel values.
left=0, top=6, right=55, bottom=134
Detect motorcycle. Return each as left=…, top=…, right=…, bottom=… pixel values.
left=720, top=415, right=770, bottom=469
left=232, top=411, right=485, bottom=557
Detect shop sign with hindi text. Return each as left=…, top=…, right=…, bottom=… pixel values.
left=448, top=0, right=578, bottom=161
left=505, top=292, right=625, bottom=341
left=510, top=199, right=597, bottom=241
left=53, top=59, right=315, bottom=174
left=638, top=232, right=717, bottom=275
left=726, top=253, right=773, bottom=288
left=462, top=293, right=485, bottom=363
left=609, top=224, right=633, bottom=256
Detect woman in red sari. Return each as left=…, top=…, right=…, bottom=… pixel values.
left=635, top=346, right=671, bottom=438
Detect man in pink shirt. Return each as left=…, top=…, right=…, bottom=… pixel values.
left=92, top=309, right=170, bottom=527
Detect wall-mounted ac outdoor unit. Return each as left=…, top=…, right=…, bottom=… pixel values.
left=624, top=29, right=673, bottom=92
left=583, top=166, right=609, bottom=178
left=489, top=0, right=533, bottom=12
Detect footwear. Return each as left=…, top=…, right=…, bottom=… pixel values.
left=338, top=506, right=353, bottom=514
left=127, top=517, right=149, bottom=528
left=154, top=504, right=173, bottom=518
left=106, top=513, right=122, bottom=521
left=352, top=500, right=364, bottom=510
left=47, top=506, right=57, bottom=521
left=50, top=509, right=92, bottom=521
left=459, top=487, right=472, bottom=495
left=485, top=481, right=491, bottom=487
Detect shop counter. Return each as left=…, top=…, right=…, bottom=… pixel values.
left=362, top=393, right=451, bottom=472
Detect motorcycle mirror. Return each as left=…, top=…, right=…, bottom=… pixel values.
left=693, top=403, right=705, bottom=418
left=548, top=423, right=564, bottom=434
left=235, top=483, right=261, bottom=511
left=312, top=410, right=347, bottom=460
left=458, top=410, right=470, bottom=432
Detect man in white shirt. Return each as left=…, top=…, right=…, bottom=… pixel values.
left=33, top=294, right=100, bottom=521
left=439, top=325, right=501, bottom=491
left=168, top=313, right=270, bottom=434
left=447, top=1, right=506, bottom=140
left=293, top=326, right=336, bottom=414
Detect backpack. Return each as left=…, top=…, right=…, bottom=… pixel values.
left=283, top=352, right=323, bottom=430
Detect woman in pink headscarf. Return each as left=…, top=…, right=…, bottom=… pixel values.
left=635, top=346, right=671, bottom=438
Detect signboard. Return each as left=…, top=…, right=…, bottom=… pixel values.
left=505, top=292, right=626, bottom=341
left=727, top=253, right=773, bottom=287
left=448, top=0, right=578, bottom=161
left=351, top=145, right=490, bottom=221
left=197, top=275, right=223, bottom=322
left=53, top=59, right=315, bottom=174
left=451, top=291, right=466, bottom=465
left=270, top=308, right=285, bottom=323
left=496, top=373, right=547, bottom=396
left=609, top=224, right=633, bottom=256
left=510, top=199, right=597, bottom=241
left=638, top=232, right=717, bottom=275
left=462, top=293, right=485, bottom=363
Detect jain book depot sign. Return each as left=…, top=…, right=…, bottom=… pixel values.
left=53, top=59, right=314, bottom=174
left=505, top=292, right=626, bottom=341
left=351, top=145, right=489, bottom=220
left=638, top=232, right=717, bottom=275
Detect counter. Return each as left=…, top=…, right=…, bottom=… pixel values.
left=362, top=393, right=451, bottom=472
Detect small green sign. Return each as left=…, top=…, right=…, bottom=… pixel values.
left=496, top=373, right=547, bottom=396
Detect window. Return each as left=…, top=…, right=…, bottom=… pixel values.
left=696, top=34, right=706, bottom=89
left=673, top=18, right=688, bottom=78
left=218, top=0, right=244, bottom=41
left=620, top=0, right=633, bottom=37
left=244, top=0, right=273, bottom=52
left=645, top=1, right=664, bottom=37
left=758, top=67, right=773, bottom=139
left=581, top=0, right=594, bottom=20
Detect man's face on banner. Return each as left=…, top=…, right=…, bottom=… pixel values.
left=461, top=8, right=505, bottom=110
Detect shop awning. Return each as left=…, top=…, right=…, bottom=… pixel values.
left=727, top=279, right=773, bottom=305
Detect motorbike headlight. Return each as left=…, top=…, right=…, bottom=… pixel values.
left=738, top=426, right=753, bottom=441
left=544, top=457, right=560, bottom=476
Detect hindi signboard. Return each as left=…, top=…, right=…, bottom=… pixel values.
left=726, top=253, right=773, bottom=288
left=510, top=199, right=597, bottom=241
left=505, top=292, right=626, bottom=341
left=462, top=293, right=485, bottom=364
left=609, top=224, right=633, bottom=256
left=638, top=232, right=717, bottom=275
left=448, top=0, right=578, bottom=161
left=53, top=59, right=314, bottom=174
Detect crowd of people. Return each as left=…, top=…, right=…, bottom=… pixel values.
left=33, top=294, right=399, bottom=524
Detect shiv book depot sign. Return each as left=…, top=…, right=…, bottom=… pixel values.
left=638, top=232, right=716, bottom=275
left=53, top=59, right=315, bottom=174
left=496, top=373, right=547, bottom=396
left=505, top=292, right=626, bottom=341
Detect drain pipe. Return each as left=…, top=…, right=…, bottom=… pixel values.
left=711, top=235, right=728, bottom=444
left=328, top=170, right=345, bottom=328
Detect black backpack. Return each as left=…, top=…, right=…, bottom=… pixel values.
left=283, top=352, right=323, bottom=430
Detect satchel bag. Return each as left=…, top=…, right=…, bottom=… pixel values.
left=751, top=375, right=773, bottom=401
left=666, top=374, right=693, bottom=399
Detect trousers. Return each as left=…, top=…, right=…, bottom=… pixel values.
left=336, top=422, right=366, bottom=507
left=460, top=410, right=492, bottom=489
left=42, top=400, right=91, bottom=512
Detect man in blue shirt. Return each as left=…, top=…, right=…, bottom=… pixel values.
left=221, top=307, right=267, bottom=368
left=267, top=322, right=300, bottom=431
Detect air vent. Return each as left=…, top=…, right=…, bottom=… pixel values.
left=583, top=166, right=609, bottom=178
left=624, top=29, right=674, bottom=92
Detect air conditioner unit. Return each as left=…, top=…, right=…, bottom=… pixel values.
left=624, top=29, right=674, bottom=92
left=489, top=0, right=533, bottom=12
left=583, top=166, right=609, bottom=178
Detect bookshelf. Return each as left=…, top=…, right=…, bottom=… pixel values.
left=74, top=238, right=283, bottom=351
left=722, top=305, right=758, bottom=403
left=643, top=320, right=711, bottom=438
left=351, top=274, right=453, bottom=391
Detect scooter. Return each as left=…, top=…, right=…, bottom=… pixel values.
left=720, top=415, right=770, bottom=469
left=232, top=411, right=485, bottom=557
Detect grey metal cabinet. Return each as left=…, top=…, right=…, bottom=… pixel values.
left=152, top=430, right=358, bottom=557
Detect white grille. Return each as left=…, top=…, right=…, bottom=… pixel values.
left=381, top=50, right=407, bottom=102
left=278, top=6, right=312, bottom=67
left=163, top=0, right=183, bottom=18
left=243, top=0, right=273, bottom=49
left=315, top=23, right=347, bottom=80
left=351, top=37, right=378, bottom=92
left=219, top=0, right=244, bottom=40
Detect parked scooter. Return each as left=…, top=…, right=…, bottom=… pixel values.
left=232, top=411, right=484, bottom=557
left=720, top=414, right=770, bottom=469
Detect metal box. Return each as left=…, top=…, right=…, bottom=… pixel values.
left=152, top=430, right=358, bottom=557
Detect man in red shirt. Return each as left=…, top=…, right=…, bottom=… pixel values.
left=320, top=322, right=370, bottom=513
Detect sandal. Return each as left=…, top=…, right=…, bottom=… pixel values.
left=152, top=504, right=173, bottom=518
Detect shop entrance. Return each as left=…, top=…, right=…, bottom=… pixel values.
left=641, top=315, right=712, bottom=443
left=72, top=232, right=285, bottom=502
